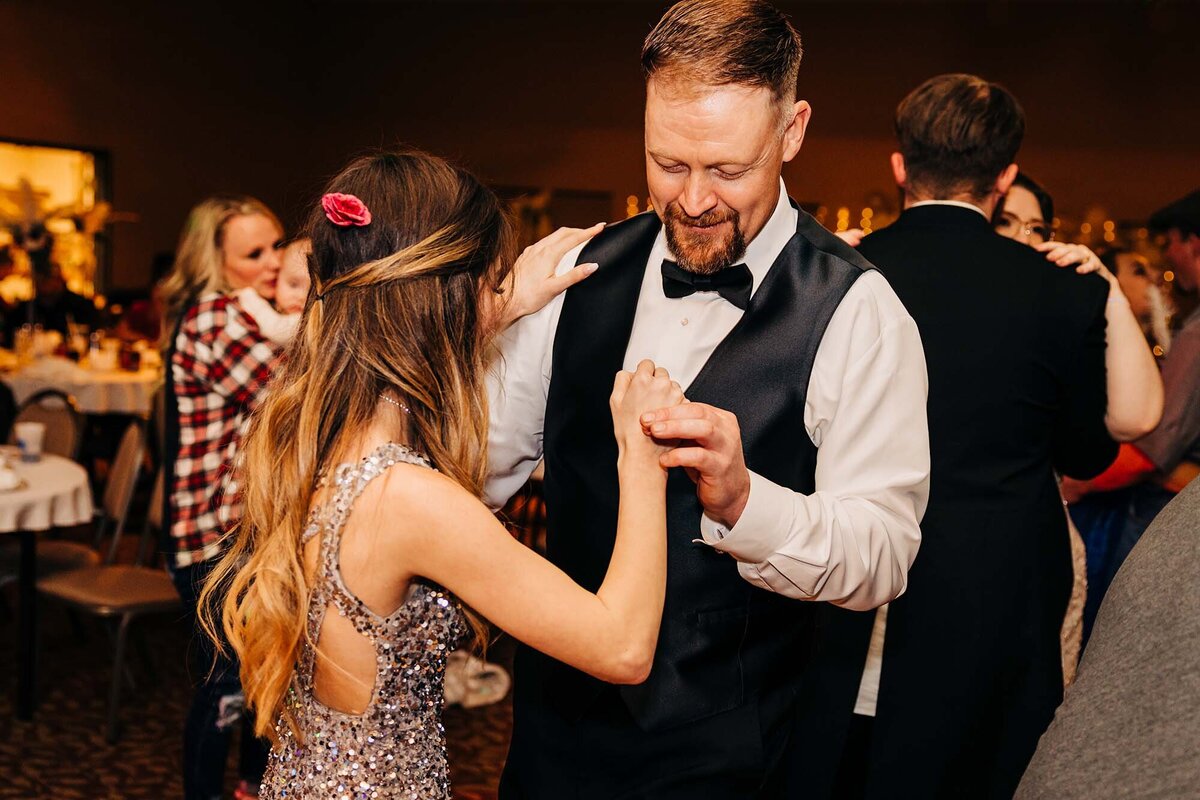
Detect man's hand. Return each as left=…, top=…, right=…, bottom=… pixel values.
left=640, top=402, right=751, bottom=528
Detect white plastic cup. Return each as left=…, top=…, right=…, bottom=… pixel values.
left=14, top=422, right=46, bottom=462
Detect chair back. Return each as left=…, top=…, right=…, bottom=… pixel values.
left=10, top=389, right=85, bottom=460
left=137, top=469, right=165, bottom=567
left=100, top=422, right=146, bottom=564
left=147, top=384, right=166, bottom=472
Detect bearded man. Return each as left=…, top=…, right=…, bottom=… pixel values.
left=486, top=2, right=931, bottom=797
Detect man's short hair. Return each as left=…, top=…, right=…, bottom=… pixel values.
left=895, top=74, right=1025, bottom=200
left=1148, top=190, right=1200, bottom=239
left=641, top=0, right=802, bottom=106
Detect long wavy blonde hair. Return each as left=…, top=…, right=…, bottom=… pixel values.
left=198, top=150, right=515, bottom=743
left=159, top=194, right=282, bottom=345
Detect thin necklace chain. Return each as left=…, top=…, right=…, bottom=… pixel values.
left=378, top=393, right=410, bottom=414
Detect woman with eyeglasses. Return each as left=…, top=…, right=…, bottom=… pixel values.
left=994, top=173, right=1162, bottom=442
left=994, top=172, right=1163, bottom=680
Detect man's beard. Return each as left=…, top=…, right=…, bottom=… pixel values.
left=662, top=202, right=747, bottom=275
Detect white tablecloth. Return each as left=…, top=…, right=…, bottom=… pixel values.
left=2, top=357, right=161, bottom=416
left=0, top=452, right=94, bottom=534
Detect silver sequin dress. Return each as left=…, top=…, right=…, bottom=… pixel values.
left=260, top=443, right=466, bottom=800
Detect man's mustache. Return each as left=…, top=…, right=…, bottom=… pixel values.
left=664, top=204, right=736, bottom=229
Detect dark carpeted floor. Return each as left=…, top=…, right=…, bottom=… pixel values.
left=0, top=523, right=515, bottom=800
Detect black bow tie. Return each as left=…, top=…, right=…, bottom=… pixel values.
left=660, top=260, right=752, bottom=310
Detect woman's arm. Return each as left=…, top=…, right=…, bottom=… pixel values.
left=1037, top=241, right=1163, bottom=441
left=1101, top=288, right=1164, bottom=440
left=388, top=361, right=680, bottom=684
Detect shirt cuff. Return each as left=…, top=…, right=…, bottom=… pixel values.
left=695, top=471, right=795, bottom=564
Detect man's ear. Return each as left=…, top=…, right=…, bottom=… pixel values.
left=781, top=100, right=812, bottom=163
left=890, top=152, right=907, bottom=189
left=995, top=163, right=1019, bottom=196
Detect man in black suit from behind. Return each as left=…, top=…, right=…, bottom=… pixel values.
left=792, top=74, right=1118, bottom=799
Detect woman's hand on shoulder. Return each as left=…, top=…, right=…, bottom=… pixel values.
left=501, top=224, right=605, bottom=326
left=1035, top=241, right=1118, bottom=288
left=610, top=360, right=685, bottom=464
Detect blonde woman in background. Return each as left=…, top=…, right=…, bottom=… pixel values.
left=159, top=194, right=285, bottom=800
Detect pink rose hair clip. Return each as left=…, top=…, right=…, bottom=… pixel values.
left=321, top=192, right=372, bottom=227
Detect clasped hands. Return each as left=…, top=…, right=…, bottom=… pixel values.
left=612, top=359, right=751, bottom=529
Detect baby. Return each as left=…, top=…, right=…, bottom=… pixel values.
left=238, top=238, right=311, bottom=345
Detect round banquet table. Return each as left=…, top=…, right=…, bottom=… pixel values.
left=0, top=452, right=94, bottom=720
left=1, top=357, right=161, bottom=417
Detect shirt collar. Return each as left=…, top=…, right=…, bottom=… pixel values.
left=908, top=199, right=990, bottom=219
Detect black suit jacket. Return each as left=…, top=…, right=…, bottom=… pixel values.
left=793, top=204, right=1117, bottom=800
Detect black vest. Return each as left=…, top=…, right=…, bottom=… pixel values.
left=536, top=205, right=870, bottom=732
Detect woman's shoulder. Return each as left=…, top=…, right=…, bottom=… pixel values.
left=377, top=458, right=476, bottom=508
left=370, top=457, right=496, bottom=542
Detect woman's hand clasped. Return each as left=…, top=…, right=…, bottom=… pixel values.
left=610, top=360, right=686, bottom=463
left=500, top=223, right=605, bottom=327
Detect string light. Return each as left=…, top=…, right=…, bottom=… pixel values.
left=859, top=207, right=874, bottom=233
left=625, top=195, right=640, bottom=218
left=835, top=206, right=850, bottom=232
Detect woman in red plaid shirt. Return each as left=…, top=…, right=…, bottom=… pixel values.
left=160, top=195, right=285, bottom=800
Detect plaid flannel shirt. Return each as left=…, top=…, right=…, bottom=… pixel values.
left=169, top=292, right=280, bottom=567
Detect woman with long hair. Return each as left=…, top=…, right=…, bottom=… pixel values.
left=200, top=150, right=678, bottom=799
left=160, top=194, right=285, bottom=800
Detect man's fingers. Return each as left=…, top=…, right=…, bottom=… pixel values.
left=659, top=446, right=714, bottom=472
left=640, top=401, right=716, bottom=425
left=642, top=417, right=715, bottom=443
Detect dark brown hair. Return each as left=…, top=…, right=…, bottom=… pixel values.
left=993, top=172, right=1055, bottom=227
left=895, top=73, right=1025, bottom=200
left=641, top=0, right=802, bottom=105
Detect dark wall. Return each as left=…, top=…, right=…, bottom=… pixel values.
left=3, top=1, right=1196, bottom=289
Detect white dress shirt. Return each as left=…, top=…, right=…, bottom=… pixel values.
left=486, top=180, right=930, bottom=615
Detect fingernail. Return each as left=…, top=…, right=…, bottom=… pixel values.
left=641, top=412, right=655, bottom=423
left=583, top=263, right=599, bottom=273
left=652, top=423, right=665, bottom=434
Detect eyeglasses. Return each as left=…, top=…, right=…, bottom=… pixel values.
left=994, top=212, right=1052, bottom=244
